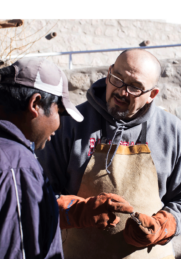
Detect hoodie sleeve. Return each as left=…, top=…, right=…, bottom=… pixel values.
left=150, top=109, right=181, bottom=238
left=149, top=110, right=181, bottom=236
left=0, top=166, right=63, bottom=259
left=163, top=115, right=181, bottom=236
left=20, top=168, right=62, bottom=259
left=162, top=154, right=181, bottom=236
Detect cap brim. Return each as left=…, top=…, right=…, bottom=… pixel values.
left=62, top=97, right=84, bottom=122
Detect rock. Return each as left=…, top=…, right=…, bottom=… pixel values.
left=69, top=73, right=91, bottom=91
left=173, top=60, right=179, bottom=64
left=69, top=91, right=87, bottom=106
left=90, top=67, right=108, bottom=83
left=139, top=40, right=150, bottom=46
left=175, top=106, right=181, bottom=120
left=105, top=27, right=118, bottom=37
left=162, top=93, right=167, bottom=100
left=0, top=60, right=4, bottom=66
left=162, top=64, right=174, bottom=77
left=91, top=71, right=106, bottom=83
left=45, top=32, right=57, bottom=40
left=105, top=20, right=118, bottom=26
left=94, top=27, right=103, bottom=36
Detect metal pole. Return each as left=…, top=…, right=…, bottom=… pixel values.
left=4, top=43, right=181, bottom=61
left=69, top=54, right=72, bottom=70
left=3, top=43, right=181, bottom=69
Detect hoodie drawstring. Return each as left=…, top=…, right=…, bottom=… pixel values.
left=105, top=122, right=147, bottom=174
left=105, top=125, right=126, bottom=174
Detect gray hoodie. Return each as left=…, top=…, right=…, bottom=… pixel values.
left=37, top=78, right=181, bottom=236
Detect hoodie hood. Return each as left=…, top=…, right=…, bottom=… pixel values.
left=87, top=78, right=156, bottom=129
left=87, top=78, right=157, bottom=173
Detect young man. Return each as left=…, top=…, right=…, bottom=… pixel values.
left=38, top=49, right=180, bottom=259
left=0, top=58, right=133, bottom=259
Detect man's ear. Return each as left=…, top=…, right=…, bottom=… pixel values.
left=146, top=88, right=159, bottom=104
left=28, top=93, right=42, bottom=118
left=106, top=65, right=112, bottom=84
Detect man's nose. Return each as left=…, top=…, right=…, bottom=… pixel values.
left=118, top=85, right=129, bottom=97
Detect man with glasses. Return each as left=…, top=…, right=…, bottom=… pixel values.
left=38, top=49, right=180, bottom=259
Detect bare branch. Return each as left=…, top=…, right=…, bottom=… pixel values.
left=0, top=20, right=59, bottom=65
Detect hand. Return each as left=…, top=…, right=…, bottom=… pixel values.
left=84, top=192, right=134, bottom=229
left=57, top=192, right=133, bottom=230
left=123, top=210, right=176, bottom=247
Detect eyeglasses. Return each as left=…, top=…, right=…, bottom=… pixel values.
left=109, top=65, right=155, bottom=97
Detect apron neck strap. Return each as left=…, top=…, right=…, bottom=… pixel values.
left=101, top=115, right=147, bottom=145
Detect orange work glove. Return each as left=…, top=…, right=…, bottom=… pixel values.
left=123, top=210, right=176, bottom=247
left=57, top=192, right=133, bottom=229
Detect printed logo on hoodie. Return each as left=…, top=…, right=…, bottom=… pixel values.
left=88, top=138, right=148, bottom=156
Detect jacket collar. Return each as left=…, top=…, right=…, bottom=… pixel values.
left=0, top=120, right=34, bottom=153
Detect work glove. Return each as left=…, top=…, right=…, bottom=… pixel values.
left=57, top=192, right=133, bottom=229
left=123, top=210, right=176, bottom=247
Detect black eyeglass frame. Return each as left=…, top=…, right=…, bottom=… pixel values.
left=109, top=64, right=156, bottom=97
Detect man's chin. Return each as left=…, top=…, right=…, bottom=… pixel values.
left=36, top=141, right=47, bottom=151
left=115, top=111, right=129, bottom=120
left=109, top=109, right=129, bottom=121
left=107, top=103, right=129, bottom=120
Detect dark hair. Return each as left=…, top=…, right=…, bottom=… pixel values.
left=0, top=66, right=62, bottom=116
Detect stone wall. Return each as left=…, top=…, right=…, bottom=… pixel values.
left=1, top=19, right=181, bottom=69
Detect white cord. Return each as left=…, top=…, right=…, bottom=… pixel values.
left=11, top=168, right=26, bottom=259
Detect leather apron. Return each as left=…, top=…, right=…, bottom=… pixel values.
left=63, top=124, right=175, bottom=259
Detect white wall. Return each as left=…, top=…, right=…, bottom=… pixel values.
left=1, top=19, right=181, bottom=69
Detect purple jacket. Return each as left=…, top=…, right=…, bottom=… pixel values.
left=0, top=120, right=64, bottom=259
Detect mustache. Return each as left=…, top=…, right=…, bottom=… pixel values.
left=112, top=93, right=130, bottom=104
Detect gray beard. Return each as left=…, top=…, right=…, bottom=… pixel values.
left=107, top=101, right=152, bottom=121
left=107, top=103, right=129, bottom=121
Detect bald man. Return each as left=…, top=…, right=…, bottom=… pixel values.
left=37, top=49, right=180, bottom=259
